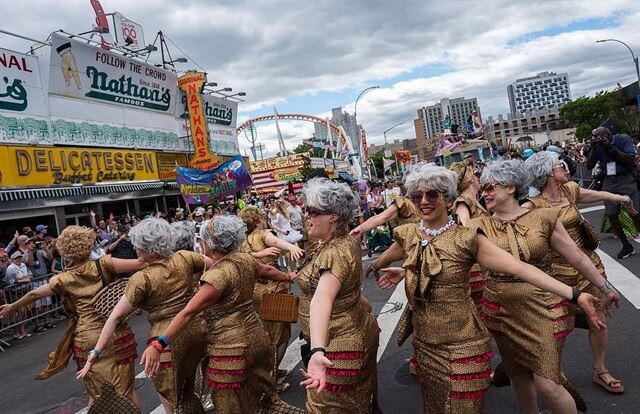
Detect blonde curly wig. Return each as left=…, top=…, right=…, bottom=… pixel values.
left=56, top=226, right=96, bottom=263
left=238, top=207, right=262, bottom=234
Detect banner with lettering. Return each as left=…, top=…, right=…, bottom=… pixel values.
left=49, top=33, right=177, bottom=114
left=176, top=155, right=252, bottom=204
left=0, top=47, right=47, bottom=117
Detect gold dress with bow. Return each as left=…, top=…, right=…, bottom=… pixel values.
left=240, top=229, right=292, bottom=347
left=297, top=234, right=380, bottom=414
left=392, top=196, right=420, bottom=226
left=47, top=256, right=136, bottom=401
left=453, top=195, right=490, bottom=310
left=393, top=223, right=492, bottom=414
left=124, top=250, right=207, bottom=409
left=201, top=252, right=303, bottom=413
left=468, top=209, right=568, bottom=384
left=528, top=181, right=607, bottom=309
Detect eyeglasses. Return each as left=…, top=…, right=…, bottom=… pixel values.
left=480, top=182, right=504, bottom=193
left=553, top=161, right=569, bottom=172
left=304, top=207, right=330, bottom=217
left=409, top=190, right=441, bottom=204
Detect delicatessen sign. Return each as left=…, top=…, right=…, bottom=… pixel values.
left=0, top=146, right=158, bottom=187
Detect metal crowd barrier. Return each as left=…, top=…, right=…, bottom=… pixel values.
left=0, top=273, right=63, bottom=352
left=573, top=162, right=594, bottom=189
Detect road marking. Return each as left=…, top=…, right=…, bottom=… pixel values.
left=149, top=406, right=165, bottom=414
left=579, top=206, right=605, bottom=214
left=279, top=337, right=305, bottom=373
left=595, top=248, right=640, bottom=309
left=376, top=281, right=407, bottom=362
left=136, top=370, right=147, bottom=379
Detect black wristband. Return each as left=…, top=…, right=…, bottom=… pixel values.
left=309, top=347, right=326, bottom=358
left=370, top=263, right=380, bottom=272
left=569, top=286, right=582, bottom=304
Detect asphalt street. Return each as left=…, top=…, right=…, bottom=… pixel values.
left=1, top=205, right=639, bottom=413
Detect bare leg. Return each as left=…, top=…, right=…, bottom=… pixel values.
left=510, top=373, right=540, bottom=414
left=158, top=393, right=175, bottom=414
left=129, top=390, right=141, bottom=412
left=533, top=374, right=577, bottom=414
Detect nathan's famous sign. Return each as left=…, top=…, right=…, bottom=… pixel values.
left=49, top=33, right=177, bottom=114
left=178, top=71, right=220, bottom=170
left=0, top=145, right=158, bottom=187
left=0, top=46, right=47, bottom=117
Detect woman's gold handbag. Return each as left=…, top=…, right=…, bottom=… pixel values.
left=259, top=282, right=299, bottom=323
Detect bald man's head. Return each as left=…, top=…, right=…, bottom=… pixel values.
left=17, top=235, right=29, bottom=246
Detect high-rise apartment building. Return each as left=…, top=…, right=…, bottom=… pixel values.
left=507, top=71, right=571, bottom=117
left=413, top=97, right=480, bottom=160
left=314, top=107, right=362, bottom=153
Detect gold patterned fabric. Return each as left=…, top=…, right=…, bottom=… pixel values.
left=297, top=234, right=380, bottom=414
left=468, top=209, right=568, bottom=384
left=201, top=252, right=300, bottom=414
left=392, top=196, right=420, bottom=226
left=394, top=224, right=492, bottom=414
left=240, top=229, right=292, bottom=347
left=453, top=196, right=489, bottom=310
left=48, top=256, right=136, bottom=401
left=124, top=251, right=207, bottom=409
left=528, top=182, right=607, bottom=299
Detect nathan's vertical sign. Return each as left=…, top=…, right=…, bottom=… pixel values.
left=178, top=71, right=220, bottom=170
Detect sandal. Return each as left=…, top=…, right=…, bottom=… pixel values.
left=45, top=323, right=56, bottom=329
left=593, top=370, right=624, bottom=394
left=34, top=326, right=47, bottom=333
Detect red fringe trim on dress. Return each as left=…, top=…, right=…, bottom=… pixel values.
left=115, top=343, right=138, bottom=355
left=114, top=332, right=135, bottom=344
left=210, top=355, right=245, bottom=362
left=550, top=299, right=569, bottom=308
left=158, top=361, right=174, bottom=369
left=324, top=383, right=359, bottom=393
left=479, top=312, right=501, bottom=324
left=469, top=280, right=486, bottom=289
left=117, top=355, right=137, bottom=366
left=326, top=368, right=360, bottom=377
left=325, top=351, right=365, bottom=360
left=450, top=351, right=494, bottom=364
left=450, top=369, right=493, bottom=380
left=206, top=379, right=246, bottom=389
left=469, top=271, right=485, bottom=278
left=416, top=374, right=425, bottom=384
left=554, top=315, right=569, bottom=323
left=449, top=389, right=489, bottom=400
left=554, top=330, right=570, bottom=340
left=207, top=368, right=246, bottom=376
left=72, top=345, right=84, bottom=353
left=480, top=297, right=500, bottom=311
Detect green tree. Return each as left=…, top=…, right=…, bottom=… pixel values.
left=294, top=143, right=312, bottom=154
left=560, top=91, right=613, bottom=140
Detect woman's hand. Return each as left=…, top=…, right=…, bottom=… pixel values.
left=349, top=226, right=363, bottom=240
left=578, top=293, right=606, bottom=330
left=76, top=352, right=97, bottom=380
left=363, top=263, right=379, bottom=279
left=140, top=345, right=161, bottom=378
left=620, top=196, right=638, bottom=215
left=600, top=290, right=621, bottom=317
left=286, top=271, right=299, bottom=281
left=377, top=267, right=405, bottom=289
left=300, top=352, right=334, bottom=393
left=257, top=247, right=281, bottom=259
left=0, top=304, right=15, bottom=319
left=289, top=245, right=304, bottom=262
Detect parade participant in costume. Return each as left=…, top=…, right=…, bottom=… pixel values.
left=238, top=206, right=304, bottom=391
left=79, top=219, right=210, bottom=414
left=371, top=164, right=605, bottom=414
left=525, top=151, right=631, bottom=394
left=0, top=226, right=144, bottom=411
left=469, top=159, right=619, bottom=414
left=297, top=178, right=380, bottom=413
left=139, top=216, right=303, bottom=414
left=271, top=199, right=303, bottom=271
left=350, top=190, right=419, bottom=239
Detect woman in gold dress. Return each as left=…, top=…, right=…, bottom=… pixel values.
left=349, top=193, right=419, bottom=239
left=138, top=216, right=303, bottom=414
left=0, top=226, right=144, bottom=410
left=371, top=164, right=604, bottom=414
left=238, top=206, right=304, bottom=389
left=525, top=151, right=630, bottom=393
left=468, top=159, right=620, bottom=414
left=296, top=178, right=380, bottom=413
left=79, top=218, right=210, bottom=414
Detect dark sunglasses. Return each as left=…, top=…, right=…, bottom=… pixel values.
left=553, top=161, right=569, bottom=172
left=304, top=207, right=330, bottom=217
left=480, top=182, right=503, bottom=193
left=409, top=190, right=441, bottom=204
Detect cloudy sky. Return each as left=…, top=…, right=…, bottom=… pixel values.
left=1, top=0, right=639, bottom=158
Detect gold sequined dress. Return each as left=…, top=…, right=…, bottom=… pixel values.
left=394, top=224, right=492, bottom=413
left=453, top=195, right=490, bottom=309
left=200, top=252, right=302, bottom=414
left=468, top=209, right=568, bottom=384
left=297, top=234, right=379, bottom=414
left=124, top=251, right=207, bottom=409
left=47, top=256, right=137, bottom=400
left=528, top=182, right=607, bottom=307
left=240, top=229, right=292, bottom=347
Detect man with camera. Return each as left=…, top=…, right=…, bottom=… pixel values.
left=586, top=126, right=640, bottom=258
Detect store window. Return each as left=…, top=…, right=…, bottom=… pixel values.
left=138, top=198, right=158, bottom=217
left=102, top=201, right=130, bottom=218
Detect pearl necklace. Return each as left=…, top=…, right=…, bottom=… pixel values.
left=419, top=216, right=455, bottom=237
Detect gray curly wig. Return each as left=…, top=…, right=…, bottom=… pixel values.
left=302, top=178, right=359, bottom=231
left=480, top=159, right=531, bottom=199
left=129, top=218, right=175, bottom=258
left=404, top=164, right=458, bottom=201
left=525, top=151, right=559, bottom=190
left=171, top=221, right=196, bottom=252
left=200, top=216, right=247, bottom=254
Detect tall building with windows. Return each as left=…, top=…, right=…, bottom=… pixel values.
left=413, top=97, right=480, bottom=160
left=314, top=107, right=362, bottom=153
left=507, top=71, right=571, bottom=117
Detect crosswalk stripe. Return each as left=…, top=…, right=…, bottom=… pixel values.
left=595, top=249, right=640, bottom=309
left=376, top=281, right=406, bottom=362
left=579, top=205, right=605, bottom=214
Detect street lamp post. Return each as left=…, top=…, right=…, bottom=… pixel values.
left=353, top=86, right=380, bottom=178
left=383, top=121, right=408, bottom=176
left=596, top=39, right=640, bottom=90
